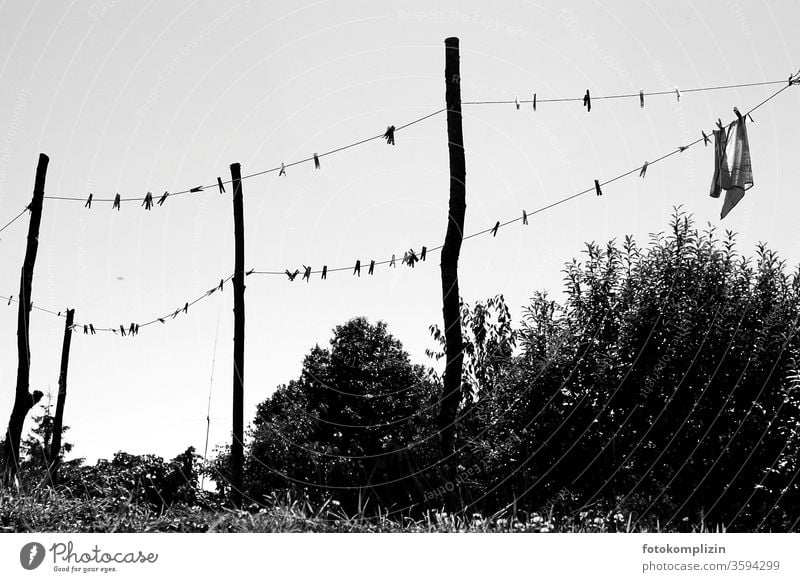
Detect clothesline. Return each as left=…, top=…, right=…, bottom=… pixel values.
left=0, top=75, right=793, bottom=239
left=3, top=79, right=795, bottom=338
left=0, top=273, right=235, bottom=335
left=41, top=110, right=444, bottom=205
left=463, top=77, right=793, bottom=106
left=0, top=207, right=30, bottom=236
left=15, top=75, right=796, bottom=211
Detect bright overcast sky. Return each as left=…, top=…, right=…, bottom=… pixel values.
left=1, top=0, right=798, bottom=464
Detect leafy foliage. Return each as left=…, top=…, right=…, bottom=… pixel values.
left=237, top=317, right=440, bottom=511
left=71, top=448, right=201, bottom=508
left=449, top=210, right=800, bottom=531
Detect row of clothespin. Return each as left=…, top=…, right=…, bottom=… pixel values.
left=79, top=125, right=399, bottom=209
left=85, top=188, right=182, bottom=210
left=513, top=87, right=685, bottom=112
left=111, top=323, right=140, bottom=337
left=78, top=274, right=243, bottom=336
left=283, top=246, right=427, bottom=282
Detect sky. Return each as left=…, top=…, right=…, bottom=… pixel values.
left=0, top=0, right=799, bottom=465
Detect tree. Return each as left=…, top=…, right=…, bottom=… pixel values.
left=9, top=396, right=79, bottom=488
left=240, top=317, right=439, bottom=511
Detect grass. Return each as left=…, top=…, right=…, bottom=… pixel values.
left=0, top=488, right=724, bottom=532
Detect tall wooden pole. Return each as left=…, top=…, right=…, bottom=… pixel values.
left=230, top=162, right=245, bottom=507
left=437, top=37, right=466, bottom=493
left=48, top=308, right=74, bottom=484
left=2, top=153, right=49, bottom=486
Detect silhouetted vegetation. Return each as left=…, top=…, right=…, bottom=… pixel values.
left=229, top=210, right=800, bottom=531
left=5, top=211, right=800, bottom=532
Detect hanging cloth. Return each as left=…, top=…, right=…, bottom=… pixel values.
left=710, top=118, right=753, bottom=218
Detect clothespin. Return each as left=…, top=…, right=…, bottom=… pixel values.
left=594, top=180, right=602, bottom=196
left=491, top=221, right=500, bottom=237
left=639, top=90, right=644, bottom=108
left=111, top=329, right=118, bottom=335
left=119, top=325, right=126, bottom=337
left=639, top=161, right=648, bottom=178
left=84, top=193, right=93, bottom=209
left=313, top=153, right=320, bottom=170
left=716, top=118, right=724, bottom=131
left=732, top=107, right=753, bottom=124
left=353, top=260, right=361, bottom=277
left=406, top=249, right=419, bottom=268
left=384, top=125, right=396, bottom=145
left=172, top=309, right=180, bottom=319
left=89, top=324, right=96, bottom=335
left=190, top=186, right=204, bottom=193
left=135, top=324, right=139, bottom=335
left=420, top=246, right=427, bottom=261
left=183, top=302, right=188, bottom=314
left=679, top=145, right=688, bottom=152
left=279, top=162, right=286, bottom=177
left=217, top=177, right=225, bottom=193
left=515, top=96, right=520, bottom=110
left=675, top=86, right=681, bottom=102
left=218, top=279, right=224, bottom=292
left=7, top=295, right=11, bottom=305
left=158, top=191, right=169, bottom=206
left=522, top=210, right=528, bottom=225
left=285, top=269, right=299, bottom=281
left=128, top=322, right=136, bottom=336
left=246, top=268, right=254, bottom=276
left=302, top=265, right=311, bottom=282
left=321, top=265, right=327, bottom=280
left=142, top=191, right=154, bottom=210
left=368, top=260, right=375, bottom=275
left=390, top=254, right=396, bottom=268
left=702, top=131, right=710, bottom=146
left=402, top=251, right=409, bottom=266
left=533, top=93, right=536, bottom=111
left=158, top=318, right=165, bottom=324
left=83, top=325, right=88, bottom=334
left=583, top=89, right=591, bottom=112
left=113, top=193, right=121, bottom=211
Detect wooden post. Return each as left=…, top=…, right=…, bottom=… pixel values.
left=437, top=38, right=467, bottom=494
left=230, top=162, right=245, bottom=507
left=2, top=153, right=48, bottom=486
left=48, top=308, right=74, bottom=484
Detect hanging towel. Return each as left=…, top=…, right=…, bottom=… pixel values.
left=710, top=118, right=752, bottom=218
